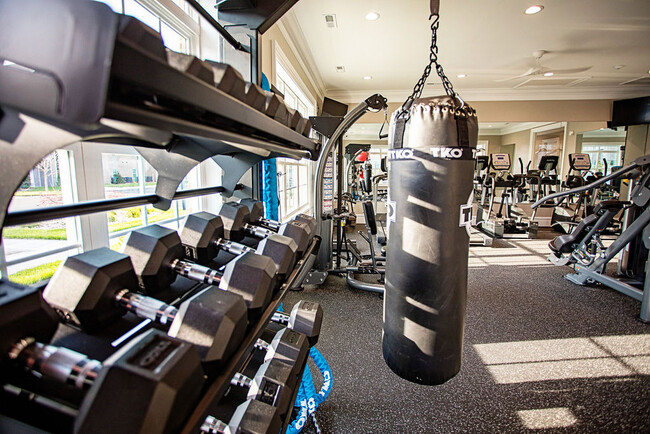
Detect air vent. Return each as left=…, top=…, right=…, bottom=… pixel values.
left=336, top=66, right=345, bottom=73
left=324, top=14, right=337, bottom=28
left=621, top=76, right=650, bottom=85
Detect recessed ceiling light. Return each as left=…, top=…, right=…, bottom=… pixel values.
left=457, top=74, right=467, bottom=78
left=613, top=65, right=625, bottom=70
left=544, top=72, right=554, bottom=77
left=363, top=76, right=372, bottom=80
left=525, top=5, right=544, bottom=15
left=488, top=125, right=493, bottom=128
left=365, top=11, right=380, bottom=21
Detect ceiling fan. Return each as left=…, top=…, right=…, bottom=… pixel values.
left=496, top=50, right=591, bottom=82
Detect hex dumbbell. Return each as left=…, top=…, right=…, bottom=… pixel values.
left=219, top=202, right=312, bottom=255
left=180, top=212, right=297, bottom=281
left=1, top=280, right=204, bottom=434
left=230, top=358, right=296, bottom=419
left=121, top=224, right=276, bottom=317
left=253, top=327, right=309, bottom=385
left=272, top=300, right=323, bottom=346
left=201, top=400, right=281, bottom=434
left=201, top=400, right=282, bottom=434
left=239, top=198, right=317, bottom=239
left=43, top=248, right=248, bottom=367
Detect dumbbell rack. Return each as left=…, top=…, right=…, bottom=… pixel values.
left=0, top=1, right=322, bottom=432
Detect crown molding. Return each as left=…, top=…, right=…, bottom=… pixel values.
left=326, top=85, right=650, bottom=103
left=275, top=10, right=326, bottom=99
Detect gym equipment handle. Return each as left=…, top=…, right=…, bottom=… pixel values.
left=115, top=289, right=178, bottom=325
left=214, top=238, right=256, bottom=256
left=171, top=259, right=222, bottom=287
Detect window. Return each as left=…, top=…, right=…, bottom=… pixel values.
left=581, top=144, right=623, bottom=174
left=477, top=140, right=488, bottom=156
left=274, top=54, right=315, bottom=220
left=96, top=0, right=198, bottom=55
left=102, top=151, right=207, bottom=250
left=277, top=161, right=309, bottom=219
left=1, top=1, right=224, bottom=284
left=1, top=143, right=223, bottom=285
left=275, top=63, right=314, bottom=118
left=1, top=150, right=82, bottom=284
left=368, top=148, right=388, bottom=172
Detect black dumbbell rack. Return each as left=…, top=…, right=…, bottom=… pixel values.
left=0, top=0, right=320, bottom=229
left=0, top=1, right=322, bottom=432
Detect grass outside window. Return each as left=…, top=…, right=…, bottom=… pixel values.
left=9, top=260, right=61, bottom=285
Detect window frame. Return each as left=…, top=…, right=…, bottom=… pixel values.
left=272, top=43, right=316, bottom=221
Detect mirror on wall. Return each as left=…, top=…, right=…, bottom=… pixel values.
left=576, top=127, right=626, bottom=175
left=343, top=121, right=628, bottom=182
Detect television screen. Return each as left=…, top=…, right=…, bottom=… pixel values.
left=610, top=96, right=650, bottom=127
left=321, top=97, right=348, bottom=117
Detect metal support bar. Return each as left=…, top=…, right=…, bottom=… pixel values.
left=4, top=185, right=241, bottom=227
left=314, top=94, right=387, bottom=234
left=185, top=0, right=250, bottom=53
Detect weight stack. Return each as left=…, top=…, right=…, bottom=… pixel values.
left=383, top=96, right=477, bottom=385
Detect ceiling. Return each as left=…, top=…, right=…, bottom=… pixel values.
left=285, top=0, right=650, bottom=101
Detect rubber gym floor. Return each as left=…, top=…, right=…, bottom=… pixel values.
left=284, top=232, right=650, bottom=433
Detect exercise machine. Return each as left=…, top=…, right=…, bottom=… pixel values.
left=478, top=153, right=538, bottom=238
left=533, top=154, right=650, bottom=322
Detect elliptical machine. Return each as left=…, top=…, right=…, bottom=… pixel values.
left=479, top=153, right=538, bottom=238
left=552, top=153, right=595, bottom=232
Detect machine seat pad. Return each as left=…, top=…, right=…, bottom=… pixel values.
left=362, top=201, right=377, bottom=235
left=549, top=213, right=599, bottom=254
left=593, top=200, right=628, bottom=213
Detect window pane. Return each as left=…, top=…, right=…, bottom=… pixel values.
left=276, top=79, right=285, bottom=96
left=285, top=91, right=298, bottom=111
left=124, top=0, right=160, bottom=31
left=102, top=152, right=157, bottom=237
left=299, top=165, right=308, bottom=186
left=275, top=61, right=315, bottom=116
left=286, top=165, right=297, bottom=189
left=287, top=187, right=298, bottom=212
left=161, top=21, right=189, bottom=54
left=299, top=185, right=308, bottom=205
left=3, top=150, right=80, bottom=283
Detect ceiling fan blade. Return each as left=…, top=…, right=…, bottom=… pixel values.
left=494, top=67, right=540, bottom=82
left=548, top=66, right=592, bottom=75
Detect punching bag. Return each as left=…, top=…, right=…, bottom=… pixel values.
left=383, top=96, right=477, bottom=385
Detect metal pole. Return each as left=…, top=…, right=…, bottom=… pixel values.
left=335, top=138, right=344, bottom=270
left=4, top=185, right=241, bottom=227
left=313, top=102, right=370, bottom=233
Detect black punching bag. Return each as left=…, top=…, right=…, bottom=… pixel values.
left=383, top=96, right=477, bottom=385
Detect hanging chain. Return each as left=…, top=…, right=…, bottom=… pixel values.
left=396, top=14, right=461, bottom=120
